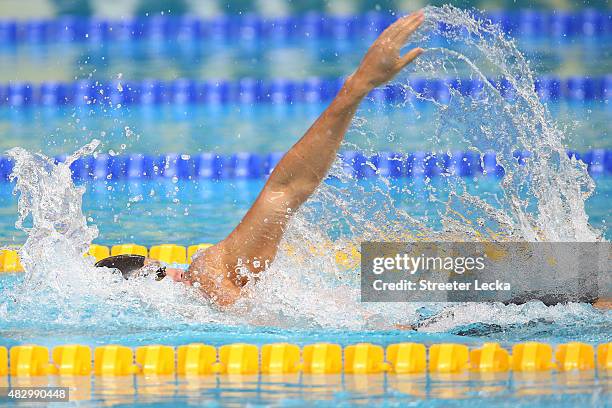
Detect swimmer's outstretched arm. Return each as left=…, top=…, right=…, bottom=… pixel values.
left=186, top=11, right=425, bottom=306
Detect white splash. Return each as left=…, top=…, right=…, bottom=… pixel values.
left=8, top=141, right=100, bottom=289
left=240, top=5, right=603, bottom=330
left=2, top=141, right=223, bottom=327
left=0, top=5, right=605, bottom=336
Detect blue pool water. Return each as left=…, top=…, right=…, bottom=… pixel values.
left=0, top=101, right=609, bottom=155
left=0, top=175, right=610, bottom=344
left=0, top=5, right=610, bottom=406
left=0, top=366, right=608, bottom=406
left=0, top=175, right=609, bottom=245
left=1, top=30, right=611, bottom=82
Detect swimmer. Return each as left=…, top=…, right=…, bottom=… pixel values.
left=175, top=11, right=426, bottom=306
left=97, top=11, right=425, bottom=303
left=94, top=11, right=609, bottom=312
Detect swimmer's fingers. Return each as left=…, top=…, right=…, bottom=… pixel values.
left=397, top=47, right=424, bottom=69
left=378, top=10, right=422, bottom=45
left=393, top=10, right=425, bottom=44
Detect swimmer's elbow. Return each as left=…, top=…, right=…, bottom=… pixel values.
left=266, top=164, right=321, bottom=202
left=273, top=178, right=318, bottom=207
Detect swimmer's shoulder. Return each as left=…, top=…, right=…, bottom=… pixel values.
left=188, top=243, right=221, bottom=274
left=593, top=299, right=612, bottom=310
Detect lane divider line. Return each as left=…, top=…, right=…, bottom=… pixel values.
left=0, top=149, right=610, bottom=183
left=1, top=341, right=609, bottom=376
left=0, top=10, right=609, bottom=45
left=0, top=243, right=357, bottom=272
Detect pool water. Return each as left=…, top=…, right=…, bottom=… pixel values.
left=0, top=175, right=609, bottom=246
left=0, top=368, right=609, bottom=406
left=0, top=101, right=610, bottom=156
left=123, top=372, right=606, bottom=407
left=1, top=34, right=610, bottom=82
left=0, top=174, right=610, bottom=346
left=0, top=5, right=610, bottom=407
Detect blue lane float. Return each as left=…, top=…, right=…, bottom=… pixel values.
left=0, top=150, right=610, bottom=182
left=0, top=10, right=610, bottom=45
left=0, top=76, right=609, bottom=107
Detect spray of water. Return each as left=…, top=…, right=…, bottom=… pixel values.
left=0, top=5, right=605, bottom=334
left=242, top=5, right=603, bottom=329
left=2, top=141, right=229, bottom=329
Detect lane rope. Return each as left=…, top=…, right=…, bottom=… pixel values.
left=0, top=10, right=610, bottom=45
left=1, top=341, right=609, bottom=375
left=0, top=149, right=609, bottom=182
left=1, top=76, right=610, bottom=107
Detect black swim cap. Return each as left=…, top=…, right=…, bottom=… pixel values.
left=94, top=255, right=166, bottom=281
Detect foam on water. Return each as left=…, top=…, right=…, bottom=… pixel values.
left=0, top=5, right=607, bottom=335
left=2, top=142, right=208, bottom=327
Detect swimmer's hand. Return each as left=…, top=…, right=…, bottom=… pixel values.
left=351, top=10, right=425, bottom=91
